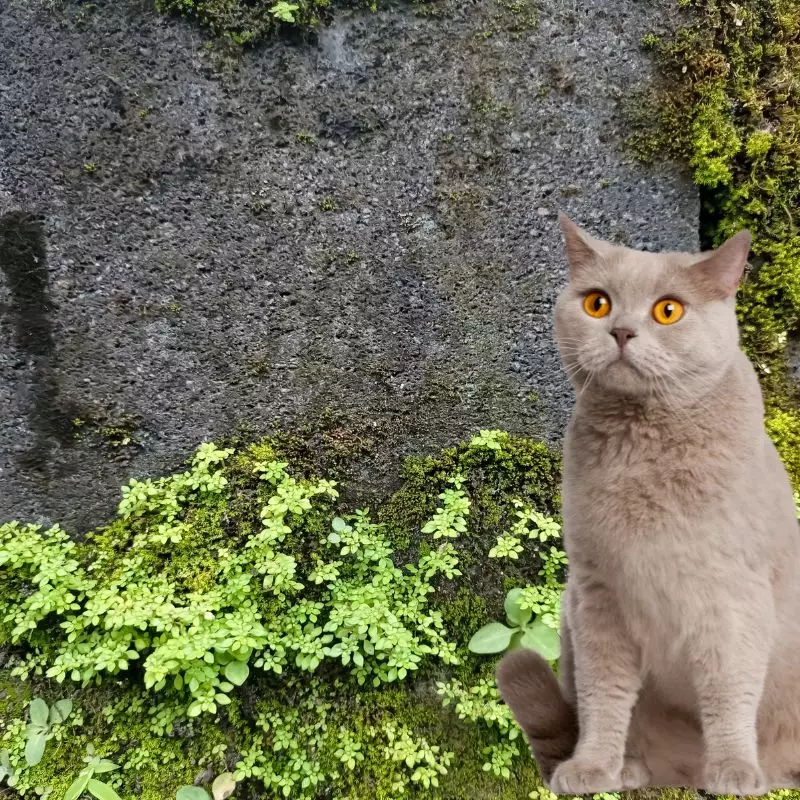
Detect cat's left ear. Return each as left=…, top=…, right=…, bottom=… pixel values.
left=693, top=230, right=752, bottom=299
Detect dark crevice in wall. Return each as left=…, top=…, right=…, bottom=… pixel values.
left=697, top=185, right=721, bottom=251
left=0, top=211, right=74, bottom=471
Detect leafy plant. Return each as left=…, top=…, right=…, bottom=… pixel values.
left=177, top=789, right=210, bottom=800
left=270, top=2, right=299, bottom=22
left=0, top=432, right=568, bottom=798
left=24, top=698, right=73, bottom=767
left=420, top=475, right=470, bottom=539
left=437, top=677, right=522, bottom=774
left=488, top=500, right=562, bottom=560
left=468, top=587, right=560, bottom=661
left=64, top=745, right=121, bottom=800
left=469, top=429, right=505, bottom=451
left=176, top=774, right=236, bottom=800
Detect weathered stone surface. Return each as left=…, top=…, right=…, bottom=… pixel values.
left=0, top=0, right=698, bottom=531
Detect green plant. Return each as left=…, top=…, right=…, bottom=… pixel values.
left=153, top=0, right=334, bottom=43
left=420, top=475, right=470, bottom=539
left=488, top=500, right=561, bottom=559
left=270, top=1, right=299, bottom=22
left=468, top=587, right=560, bottom=660
left=24, top=698, right=73, bottom=766
left=177, top=772, right=236, bottom=800
left=437, top=677, right=521, bottom=775
left=0, top=444, right=464, bottom=710
left=177, top=789, right=210, bottom=800
left=64, top=745, right=121, bottom=800
left=0, top=431, right=565, bottom=798
left=0, top=748, right=17, bottom=787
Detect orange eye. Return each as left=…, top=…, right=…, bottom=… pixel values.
left=583, top=291, right=611, bottom=319
left=652, top=298, right=685, bottom=325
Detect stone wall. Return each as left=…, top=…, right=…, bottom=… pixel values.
left=0, top=0, right=698, bottom=531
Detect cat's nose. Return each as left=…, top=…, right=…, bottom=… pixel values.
left=610, top=327, right=637, bottom=348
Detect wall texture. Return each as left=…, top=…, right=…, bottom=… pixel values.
left=0, top=0, right=699, bottom=531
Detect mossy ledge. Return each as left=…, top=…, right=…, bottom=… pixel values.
left=0, top=430, right=571, bottom=800
left=632, top=0, right=800, bottom=485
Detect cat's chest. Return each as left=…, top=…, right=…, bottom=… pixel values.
left=561, top=420, right=735, bottom=579
left=564, top=414, right=730, bottom=512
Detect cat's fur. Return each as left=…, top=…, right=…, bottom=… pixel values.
left=496, top=215, right=800, bottom=796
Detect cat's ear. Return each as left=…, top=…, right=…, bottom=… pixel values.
left=558, top=213, right=602, bottom=278
left=693, top=230, right=751, bottom=299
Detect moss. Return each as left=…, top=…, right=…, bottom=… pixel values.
left=72, top=406, right=141, bottom=449
left=633, top=0, right=800, bottom=486
left=766, top=407, right=800, bottom=484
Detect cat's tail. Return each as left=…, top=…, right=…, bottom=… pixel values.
left=495, top=649, right=577, bottom=783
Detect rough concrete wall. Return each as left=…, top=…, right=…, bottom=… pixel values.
left=0, top=0, right=698, bottom=532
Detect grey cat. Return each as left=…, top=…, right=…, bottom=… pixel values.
left=496, top=215, right=800, bottom=796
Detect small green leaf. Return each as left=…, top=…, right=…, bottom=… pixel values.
left=468, top=622, right=515, bottom=654
left=331, top=517, right=348, bottom=532
left=87, top=779, right=123, bottom=800
left=29, top=698, right=49, bottom=727
left=224, top=661, right=249, bottom=686
left=212, top=772, right=237, bottom=800
left=50, top=699, right=73, bottom=724
left=327, top=532, right=341, bottom=544
left=64, top=772, right=91, bottom=800
left=504, top=588, right=532, bottom=627
left=93, top=760, right=120, bottom=774
left=520, top=620, right=560, bottom=661
left=25, top=732, right=47, bottom=766
left=177, top=787, right=211, bottom=800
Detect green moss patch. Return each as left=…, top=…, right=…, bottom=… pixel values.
left=633, top=0, right=800, bottom=483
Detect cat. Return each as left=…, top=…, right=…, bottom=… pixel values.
left=496, top=214, right=800, bottom=796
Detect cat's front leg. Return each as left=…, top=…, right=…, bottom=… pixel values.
left=691, top=599, right=771, bottom=796
left=549, top=578, right=642, bottom=795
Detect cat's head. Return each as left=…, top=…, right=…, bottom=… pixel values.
left=554, top=215, right=751, bottom=399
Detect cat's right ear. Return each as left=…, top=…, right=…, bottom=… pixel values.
left=692, top=229, right=752, bottom=300
left=558, top=213, right=601, bottom=279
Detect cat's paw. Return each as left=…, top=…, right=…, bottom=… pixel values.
left=703, top=757, right=766, bottom=796
left=620, top=757, right=651, bottom=790
left=549, top=757, right=620, bottom=795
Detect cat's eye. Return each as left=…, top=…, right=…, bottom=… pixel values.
left=583, top=291, right=611, bottom=319
left=583, top=292, right=611, bottom=319
left=652, top=298, right=685, bottom=325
